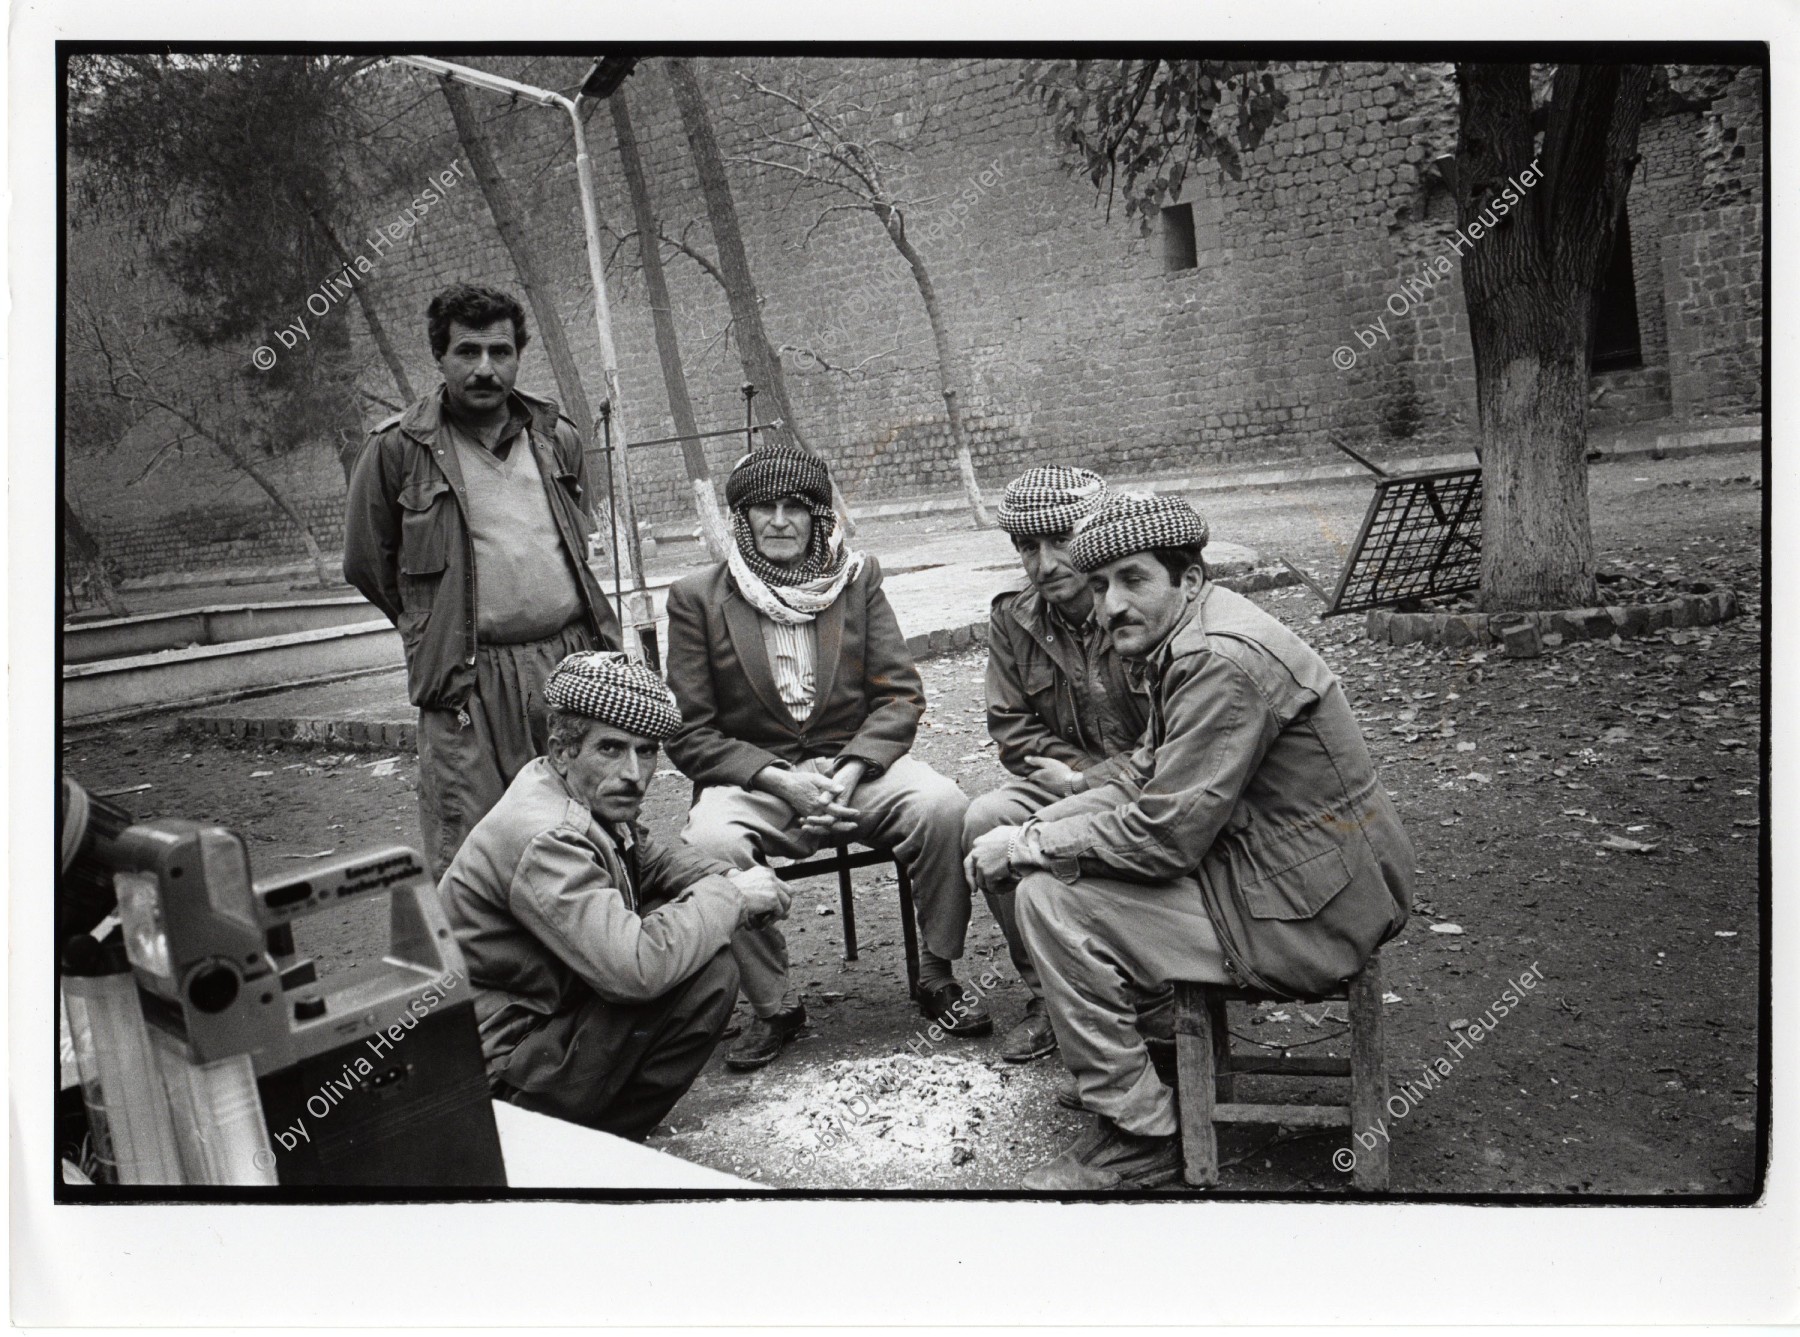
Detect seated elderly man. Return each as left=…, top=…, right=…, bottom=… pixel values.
left=666, top=445, right=983, bottom=1072
left=439, top=651, right=791, bottom=1140
left=964, top=466, right=1153, bottom=1064
left=966, top=492, right=1413, bottom=1190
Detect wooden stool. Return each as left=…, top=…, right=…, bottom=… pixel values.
left=773, top=843, right=920, bottom=1000
left=1173, top=953, right=1388, bottom=1191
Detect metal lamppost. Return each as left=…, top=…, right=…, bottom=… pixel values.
left=390, top=54, right=652, bottom=653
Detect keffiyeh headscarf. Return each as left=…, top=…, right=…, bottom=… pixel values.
left=996, top=465, right=1109, bottom=537
left=725, top=445, right=864, bottom=625
left=1067, top=491, right=1210, bottom=573
left=544, top=650, right=683, bottom=740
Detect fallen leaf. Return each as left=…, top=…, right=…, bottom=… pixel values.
left=1430, top=923, right=1465, bottom=935
left=249, top=770, right=274, bottom=778
left=1600, top=835, right=1658, bottom=853
left=1382, top=992, right=1402, bottom=1004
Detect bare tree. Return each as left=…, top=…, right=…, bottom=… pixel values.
left=608, top=82, right=731, bottom=560
left=736, top=68, right=991, bottom=526
left=69, top=294, right=336, bottom=589
left=663, top=57, right=859, bottom=531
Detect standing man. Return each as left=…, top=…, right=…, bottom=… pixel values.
left=665, top=445, right=984, bottom=1071
left=440, top=651, right=790, bottom=1138
left=966, top=492, right=1412, bottom=1190
left=345, top=284, right=622, bottom=880
left=964, top=466, right=1151, bottom=1064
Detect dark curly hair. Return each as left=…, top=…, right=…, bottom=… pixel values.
left=426, top=284, right=530, bottom=359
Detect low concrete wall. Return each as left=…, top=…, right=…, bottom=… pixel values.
left=63, top=622, right=405, bottom=723
left=64, top=598, right=386, bottom=665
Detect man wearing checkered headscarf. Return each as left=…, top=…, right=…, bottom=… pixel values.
left=963, top=490, right=1414, bottom=1191
left=965, top=466, right=1158, bottom=1066
left=438, top=649, right=795, bottom=1139
left=663, top=445, right=988, bottom=1071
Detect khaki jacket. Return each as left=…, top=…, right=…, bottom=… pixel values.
left=985, top=586, right=1148, bottom=782
left=439, top=759, right=744, bottom=1062
left=1034, top=583, right=1411, bottom=997
left=342, top=386, right=622, bottom=710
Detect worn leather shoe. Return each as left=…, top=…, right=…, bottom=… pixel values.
left=1022, top=1115, right=1183, bottom=1190
left=724, top=1002, right=807, bottom=1071
left=999, top=999, right=1057, bottom=1063
left=1055, top=1044, right=1178, bottom=1110
left=917, top=981, right=993, bottom=1037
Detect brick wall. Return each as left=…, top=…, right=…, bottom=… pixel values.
left=71, top=57, right=1765, bottom=576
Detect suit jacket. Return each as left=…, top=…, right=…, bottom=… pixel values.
left=663, top=557, right=925, bottom=790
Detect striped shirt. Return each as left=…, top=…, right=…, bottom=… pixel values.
left=758, top=616, right=818, bottom=721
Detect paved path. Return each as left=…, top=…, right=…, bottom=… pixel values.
left=174, top=537, right=1268, bottom=748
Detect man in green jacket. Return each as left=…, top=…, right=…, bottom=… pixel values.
left=439, top=651, right=790, bottom=1139
left=344, top=285, right=621, bottom=881
left=967, top=492, right=1412, bottom=1190
left=964, top=466, right=1151, bottom=1063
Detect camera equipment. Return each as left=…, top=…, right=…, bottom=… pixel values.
left=59, top=780, right=505, bottom=1187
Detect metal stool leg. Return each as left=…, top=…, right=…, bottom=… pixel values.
left=1175, top=982, right=1220, bottom=1187
left=894, top=860, right=920, bottom=1000
left=836, top=844, right=858, bottom=962
left=1348, top=956, right=1389, bottom=1192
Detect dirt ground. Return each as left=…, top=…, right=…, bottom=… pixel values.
left=60, top=449, right=1765, bottom=1194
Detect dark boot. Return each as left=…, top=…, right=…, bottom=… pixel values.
left=999, top=997, right=1057, bottom=1063
left=1022, top=1114, right=1182, bottom=1190
left=724, top=1002, right=807, bottom=1072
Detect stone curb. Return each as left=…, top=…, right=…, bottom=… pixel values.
left=1365, top=588, right=1740, bottom=658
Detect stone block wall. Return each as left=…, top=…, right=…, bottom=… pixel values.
left=68, top=56, right=1765, bottom=579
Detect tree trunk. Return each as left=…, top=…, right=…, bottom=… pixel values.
left=664, top=57, right=857, bottom=533
left=440, top=78, right=648, bottom=608
left=304, top=199, right=416, bottom=408
left=62, top=492, right=130, bottom=616
left=210, top=433, right=332, bottom=588
left=1455, top=62, right=1651, bottom=611
left=882, top=206, right=991, bottom=526
left=609, top=85, right=730, bottom=561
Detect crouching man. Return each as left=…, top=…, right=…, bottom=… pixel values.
left=439, top=650, right=791, bottom=1140
left=967, top=492, right=1412, bottom=1190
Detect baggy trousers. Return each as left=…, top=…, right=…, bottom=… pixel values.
left=962, top=779, right=1175, bottom=1039
left=681, top=754, right=972, bottom=1018
left=416, top=621, right=594, bottom=881
left=1017, top=869, right=1232, bottom=1137
left=489, top=949, right=740, bottom=1141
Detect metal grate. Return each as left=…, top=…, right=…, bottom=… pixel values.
left=1326, top=468, right=1483, bottom=615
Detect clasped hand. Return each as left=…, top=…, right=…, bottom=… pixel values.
left=963, top=825, right=1020, bottom=893
left=728, top=864, right=792, bottom=930
left=761, top=761, right=865, bottom=836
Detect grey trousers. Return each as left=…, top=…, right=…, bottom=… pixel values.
left=961, top=778, right=1063, bottom=998
left=416, top=621, right=594, bottom=881
left=1017, top=869, right=1232, bottom=1137
left=490, top=949, right=740, bottom=1142
left=681, top=754, right=972, bottom=1017
left=963, top=779, right=1175, bottom=1040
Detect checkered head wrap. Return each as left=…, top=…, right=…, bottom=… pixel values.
left=725, top=445, right=833, bottom=512
left=1068, top=491, right=1210, bottom=574
left=725, top=446, right=861, bottom=612
left=543, top=651, right=682, bottom=740
left=996, top=466, right=1109, bottom=537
